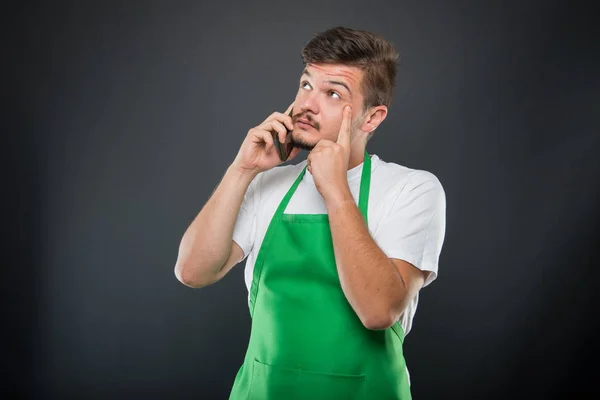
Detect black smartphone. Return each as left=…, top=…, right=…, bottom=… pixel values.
left=272, top=109, right=295, bottom=161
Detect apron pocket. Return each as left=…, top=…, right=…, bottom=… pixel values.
left=248, top=359, right=367, bottom=400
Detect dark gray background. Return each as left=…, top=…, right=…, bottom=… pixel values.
left=4, top=0, right=599, bottom=398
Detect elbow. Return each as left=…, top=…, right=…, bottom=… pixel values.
left=361, top=312, right=396, bottom=331
left=360, top=302, right=404, bottom=331
left=174, top=262, right=212, bottom=289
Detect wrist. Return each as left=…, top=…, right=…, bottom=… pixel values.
left=323, top=186, right=354, bottom=209
left=227, top=164, right=259, bottom=184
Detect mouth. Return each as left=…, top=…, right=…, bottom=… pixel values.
left=296, top=118, right=315, bottom=130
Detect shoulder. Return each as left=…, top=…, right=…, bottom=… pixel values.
left=372, top=155, right=445, bottom=198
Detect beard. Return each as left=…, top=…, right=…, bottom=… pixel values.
left=290, top=134, right=317, bottom=151
left=290, top=119, right=362, bottom=151
left=290, top=112, right=320, bottom=150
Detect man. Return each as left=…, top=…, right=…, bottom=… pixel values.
left=175, top=26, right=446, bottom=399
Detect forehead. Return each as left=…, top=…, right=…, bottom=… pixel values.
left=303, top=63, right=363, bottom=88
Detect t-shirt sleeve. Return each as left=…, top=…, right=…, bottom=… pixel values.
left=232, top=174, right=260, bottom=261
left=373, top=171, right=447, bottom=287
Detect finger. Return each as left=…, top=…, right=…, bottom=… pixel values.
left=284, top=101, right=294, bottom=116
left=251, top=128, right=275, bottom=152
left=313, top=139, right=333, bottom=150
left=265, top=111, right=294, bottom=131
left=259, top=120, right=287, bottom=143
left=285, top=101, right=295, bottom=129
left=336, top=105, right=352, bottom=147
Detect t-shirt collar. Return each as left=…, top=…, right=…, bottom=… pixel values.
left=304, top=154, right=379, bottom=183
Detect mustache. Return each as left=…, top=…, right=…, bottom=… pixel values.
left=292, top=112, right=320, bottom=130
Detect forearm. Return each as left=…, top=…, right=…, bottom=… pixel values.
left=175, top=165, right=256, bottom=285
left=326, top=192, right=406, bottom=330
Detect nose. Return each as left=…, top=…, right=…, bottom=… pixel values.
left=298, top=91, right=320, bottom=116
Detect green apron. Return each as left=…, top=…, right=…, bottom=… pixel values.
left=229, top=152, right=411, bottom=399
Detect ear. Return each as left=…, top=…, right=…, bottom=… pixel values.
left=359, top=105, right=388, bottom=134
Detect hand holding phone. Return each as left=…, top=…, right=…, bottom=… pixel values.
left=232, top=103, right=299, bottom=175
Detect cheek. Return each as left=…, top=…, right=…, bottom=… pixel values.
left=325, top=107, right=343, bottom=124
left=320, top=111, right=343, bottom=135
left=295, top=89, right=308, bottom=102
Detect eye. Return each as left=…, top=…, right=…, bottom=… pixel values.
left=301, top=80, right=312, bottom=90
left=329, top=91, right=341, bottom=99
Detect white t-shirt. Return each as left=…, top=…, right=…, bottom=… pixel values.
left=232, top=154, right=446, bottom=337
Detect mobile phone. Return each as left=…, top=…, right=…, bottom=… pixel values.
left=272, top=109, right=295, bottom=161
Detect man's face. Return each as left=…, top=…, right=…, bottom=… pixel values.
left=290, top=63, right=366, bottom=150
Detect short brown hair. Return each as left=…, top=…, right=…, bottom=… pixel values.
left=301, top=26, right=399, bottom=110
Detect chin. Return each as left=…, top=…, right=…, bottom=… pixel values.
left=291, top=130, right=319, bottom=151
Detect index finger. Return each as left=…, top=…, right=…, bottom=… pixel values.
left=284, top=102, right=295, bottom=116
left=337, top=105, right=352, bottom=147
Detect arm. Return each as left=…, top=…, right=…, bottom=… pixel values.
left=309, top=105, right=444, bottom=330
left=174, top=166, right=257, bottom=288
left=175, top=102, right=300, bottom=288
left=326, top=194, right=428, bottom=330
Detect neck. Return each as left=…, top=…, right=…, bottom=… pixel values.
left=347, top=142, right=368, bottom=170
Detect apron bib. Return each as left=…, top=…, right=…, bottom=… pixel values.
left=229, top=152, right=411, bottom=399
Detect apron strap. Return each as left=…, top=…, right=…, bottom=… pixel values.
left=358, top=150, right=371, bottom=224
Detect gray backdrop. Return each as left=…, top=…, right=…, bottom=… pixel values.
left=4, top=0, right=599, bottom=398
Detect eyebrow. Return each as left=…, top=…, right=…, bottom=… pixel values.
left=302, top=68, right=352, bottom=95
